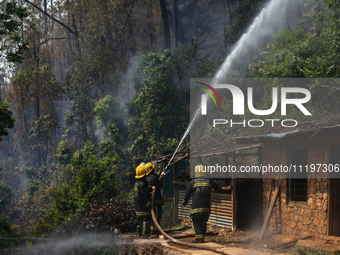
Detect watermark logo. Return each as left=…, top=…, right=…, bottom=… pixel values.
left=201, top=84, right=312, bottom=116
left=197, top=82, right=222, bottom=113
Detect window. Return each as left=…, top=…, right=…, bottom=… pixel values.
left=288, top=148, right=308, bottom=202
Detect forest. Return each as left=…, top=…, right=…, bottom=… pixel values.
left=0, top=0, right=340, bottom=246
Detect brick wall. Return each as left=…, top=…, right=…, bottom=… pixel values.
left=262, top=135, right=340, bottom=238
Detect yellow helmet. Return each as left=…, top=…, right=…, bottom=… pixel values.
left=144, top=161, right=156, bottom=176
left=195, top=164, right=207, bottom=178
left=135, top=165, right=148, bottom=179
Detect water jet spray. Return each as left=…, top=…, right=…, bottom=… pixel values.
left=163, top=0, right=296, bottom=171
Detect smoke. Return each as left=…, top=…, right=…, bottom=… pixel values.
left=16, top=173, right=28, bottom=191
left=118, top=55, right=138, bottom=110
left=54, top=233, right=132, bottom=250
left=94, top=55, right=139, bottom=144
left=95, top=128, right=105, bottom=144
left=26, top=233, right=168, bottom=253
left=177, top=0, right=225, bottom=56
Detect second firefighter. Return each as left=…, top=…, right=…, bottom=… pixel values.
left=182, top=164, right=226, bottom=243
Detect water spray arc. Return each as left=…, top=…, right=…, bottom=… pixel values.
left=214, top=0, right=290, bottom=79
left=164, top=0, right=294, bottom=169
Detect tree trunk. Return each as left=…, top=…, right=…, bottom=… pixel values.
left=148, top=0, right=156, bottom=46
left=33, top=35, right=42, bottom=168
left=0, top=82, right=2, bottom=105
left=192, top=1, right=197, bottom=31
left=71, top=15, right=80, bottom=52
left=36, top=96, right=40, bottom=119
left=44, top=0, right=47, bottom=25
left=159, top=0, right=170, bottom=50
left=173, top=0, right=178, bottom=47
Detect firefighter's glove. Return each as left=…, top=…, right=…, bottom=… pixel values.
left=182, top=201, right=188, bottom=206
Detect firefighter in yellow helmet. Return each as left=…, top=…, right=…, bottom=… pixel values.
left=134, top=163, right=153, bottom=237
left=182, top=164, right=226, bottom=243
left=145, top=161, right=165, bottom=235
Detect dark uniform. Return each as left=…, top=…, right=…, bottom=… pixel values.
left=134, top=179, right=152, bottom=237
left=146, top=173, right=164, bottom=234
left=183, top=178, right=224, bottom=241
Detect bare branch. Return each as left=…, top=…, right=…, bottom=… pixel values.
left=24, top=0, right=76, bottom=35
left=120, top=0, right=136, bottom=43
left=39, top=37, right=73, bottom=46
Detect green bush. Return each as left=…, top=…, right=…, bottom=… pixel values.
left=32, top=140, right=122, bottom=237
left=55, top=140, right=74, bottom=165
left=269, top=28, right=307, bottom=51
left=0, top=216, right=19, bottom=248
left=76, top=154, right=120, bottom=208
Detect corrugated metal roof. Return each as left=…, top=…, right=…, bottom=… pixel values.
left=156, top=115, right=340, bottom=162
left=193, top=144, right=261, bottom=157
left=237, top=130, right=299, bottom=140
left=236, top=125, right=340, bottom=144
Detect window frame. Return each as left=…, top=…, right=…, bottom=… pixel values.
left=287, top=147, right=308, bottom=204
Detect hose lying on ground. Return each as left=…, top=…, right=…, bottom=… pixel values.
left=150, top=192, right=237, bottom=255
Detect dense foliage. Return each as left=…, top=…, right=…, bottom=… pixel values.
left=128, top=47, right=194, bottom=165
left=0, top=102, right=15, bottom=142
left=0, top=2, right=28, bottom=62
left=0, top=216, right=19, bottom=247
left=251, top=0, right=340, bottom=78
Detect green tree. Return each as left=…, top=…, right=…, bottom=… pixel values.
left=94, top=95, right=127, bottom=144
left=64, top=74, right=96, bottom=143
left=9, top=65, right=61, bottom=167
left=0, top=185, right=11, bottom=214
left=27, top=139, right=121, bottom=236
left=55, top=140, right=73, bottom=166
left=94, top=95, right=119, bottom=130
left=0, top=102, right=15, bottom=142
left=0, top=2, right=28, bottom=63
left=129, top=47, right=194, bottom=165
left=256, top=21, right=340, bottom=78
left=23, top=166, right=57, bottom=224
left=246, top=2, right=340, bottom=114
left=0, top=216, right=19, bottom=247
left=0, top=124, right=16, bottom=218
left=61, top=0, right=147, bottom=144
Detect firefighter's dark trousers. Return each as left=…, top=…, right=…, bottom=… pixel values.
left=150, top=204, right=163, bottom=233
left=137, top=216, right=151, bottom=237
left=190, top=213, right=210, bottom=240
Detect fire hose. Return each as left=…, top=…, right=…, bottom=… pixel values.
left=150, top=192, right=237, bottom=255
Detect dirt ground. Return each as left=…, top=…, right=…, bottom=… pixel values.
left=136, top=219, right=340, bottom=255
left=205, top=223, right=340, bottom=254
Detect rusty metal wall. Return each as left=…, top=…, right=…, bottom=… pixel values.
left=178, top=189, right=233, bottom=228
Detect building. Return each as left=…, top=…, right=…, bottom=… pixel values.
left=157, top=142, right=264, bottom=231
left=237, top=120, right=340, bottom=238
left=158, top=115, right=340, bottom=239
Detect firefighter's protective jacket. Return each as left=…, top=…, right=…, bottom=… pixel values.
left=146, top=173, right=164, bottom=205
left=183, top=178, right=224, bottom=215
left=134, top=179, right=151, bottom=217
